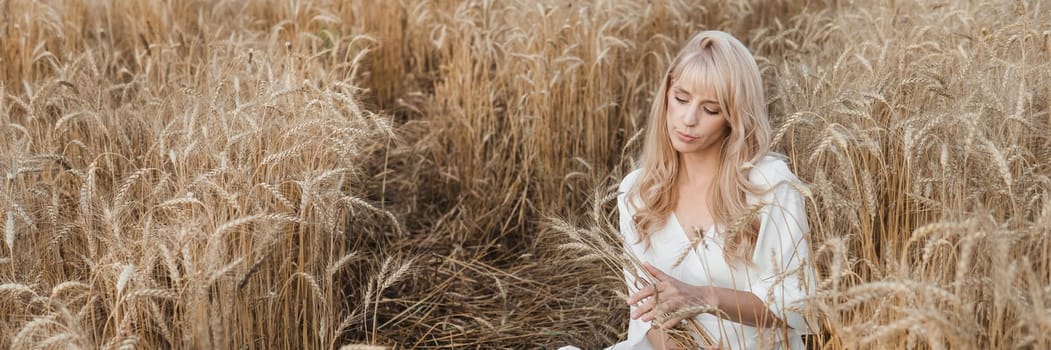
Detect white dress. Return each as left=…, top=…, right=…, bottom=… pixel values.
left=608, top=155, right=816, bottom=350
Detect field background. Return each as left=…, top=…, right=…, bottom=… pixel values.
left=2, top=0, right=1050, bottom=349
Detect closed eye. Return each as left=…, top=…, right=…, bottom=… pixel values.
left=703, top=107, right=719, bottom=115
left=675, top=96, right=688, bottom=104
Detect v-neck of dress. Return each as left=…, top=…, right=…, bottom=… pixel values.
left=669, top=212, right=716, bottom=246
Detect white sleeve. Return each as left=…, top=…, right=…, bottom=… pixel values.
left=747, top=180, right=816, bottom=334
left=610, top=171, right=654, bottom=349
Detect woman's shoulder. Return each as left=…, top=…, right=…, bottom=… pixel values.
left=748, top=153, right=800, bottom=190
left=618, top=168, right=645, bottom=194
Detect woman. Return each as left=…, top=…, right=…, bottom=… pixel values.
left=612, top=30, right=816, bottom=349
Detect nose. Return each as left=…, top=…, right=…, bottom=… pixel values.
left=681, top=104, right=700, bottom=127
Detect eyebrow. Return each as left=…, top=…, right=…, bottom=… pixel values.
left=671, top=86, right=719, bottom=105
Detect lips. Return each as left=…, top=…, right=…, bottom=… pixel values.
left=675, top=130, right=698, bottom=143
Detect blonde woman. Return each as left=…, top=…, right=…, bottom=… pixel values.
left=610, top=30, right=816, bottom=349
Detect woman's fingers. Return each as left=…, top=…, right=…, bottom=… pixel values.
left=628, top=266, right=714, bottom=332
left=627, top=282, right=659, bottom=305
left=626, top=286, right=647, bottom=305
left=642, top=307, right=663, bottom=322
left=629, top=264, right=699, bottom=324
left=630, top=263, right=679, bottom=306
left=632, top=296, right=657, bottom=320
left=660, top=315, right=686, bottom=330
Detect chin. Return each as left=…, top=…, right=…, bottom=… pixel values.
left=670, top=142, right=694, bottom=154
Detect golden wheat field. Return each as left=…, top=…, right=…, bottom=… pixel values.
left=1, top=0, right=1050, bottom=348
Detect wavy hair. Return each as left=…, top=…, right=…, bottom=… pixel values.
left=628, top=30, right=772, bottom=263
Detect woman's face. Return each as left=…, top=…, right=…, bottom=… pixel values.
left=665, top=77, right=730, bottom=155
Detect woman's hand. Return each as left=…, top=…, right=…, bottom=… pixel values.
left=627, top=262, right=719, bottom=330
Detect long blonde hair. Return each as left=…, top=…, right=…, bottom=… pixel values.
left=628, top=30, right=772, bottom=262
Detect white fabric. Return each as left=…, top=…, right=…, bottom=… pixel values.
left=607, top=155, right=816, bottom=350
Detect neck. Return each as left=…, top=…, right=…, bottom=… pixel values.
left=678, top=147, right=722, bottom=188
